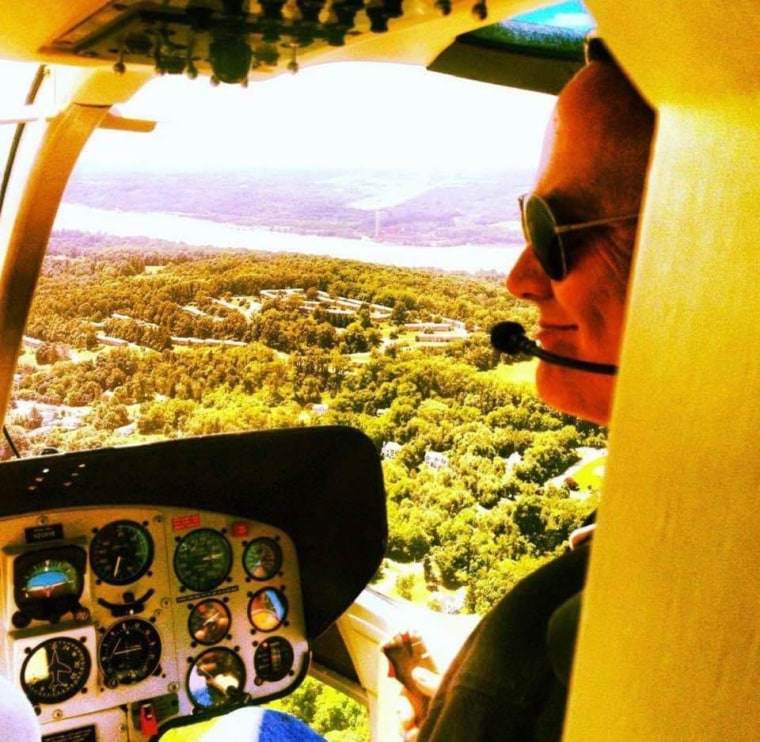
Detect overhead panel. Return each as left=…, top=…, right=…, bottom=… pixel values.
left=43, top=0, right=482, bottom=84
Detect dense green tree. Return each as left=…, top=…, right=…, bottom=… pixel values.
left=88, top=402, right=130, bottom=431
left=267, top=677, right=369, bottom=740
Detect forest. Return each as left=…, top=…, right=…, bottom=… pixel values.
left=4, top=234, right=602, bottom=739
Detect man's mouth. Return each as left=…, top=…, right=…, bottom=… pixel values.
left=537, top=323, right=577, bottom=348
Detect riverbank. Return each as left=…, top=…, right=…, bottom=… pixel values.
left=53, top=203, right=522, bottom=274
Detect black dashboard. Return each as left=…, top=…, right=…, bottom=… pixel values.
left=0, top=426, right=386, bottom=739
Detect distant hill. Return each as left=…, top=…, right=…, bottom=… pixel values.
left=63, top=168, right=532, bottom=247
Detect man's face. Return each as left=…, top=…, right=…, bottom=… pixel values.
left=506, top=62, right=653, bottom=426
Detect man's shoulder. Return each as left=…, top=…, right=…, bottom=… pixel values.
left=419, top=545, right=591, bottom=741
left=467, top=543, right=590, bottom=671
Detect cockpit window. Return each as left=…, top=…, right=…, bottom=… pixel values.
left=0, top=52, right=605, bottom=740
left=0, top=61, right=46, bottom=219
left=6, top=60, right=600, bottom=628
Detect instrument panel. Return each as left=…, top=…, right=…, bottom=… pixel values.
left=1, top=505, right=309, bottom=738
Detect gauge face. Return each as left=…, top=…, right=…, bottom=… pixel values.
left=173, top=528, right=232, bottom=593
left=248, top=588, right=288, bottom=632
left=187, top=647, right=246, bottom=709
left=188, top=599, right=231, bottom=645
left=98, top=618, right=162, bottom=686
left=20, top=558, right=81, bottom=601
left=13, top=545, right=86, bottom=621
left=90, top=520, right=154, bottom=585
left=254, top=637, right=294, bottom=683
left=21, top=636, right=91, bottom=704
left=243, top=538, right=283, bottom=581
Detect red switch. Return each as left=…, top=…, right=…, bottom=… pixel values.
left=139, top=703, right=159, bottom=737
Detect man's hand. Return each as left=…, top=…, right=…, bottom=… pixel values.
left=397, top=666, right=441, bottom=740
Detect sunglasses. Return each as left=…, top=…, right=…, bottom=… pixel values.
left=518, top=193, right=639, bottom=280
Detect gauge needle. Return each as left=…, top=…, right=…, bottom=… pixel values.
left=110, top=636, right=141, bottom=656
left=114, top=645, right=142, bottom=655
left=113, top=640, right=143, bottom=656
left=113, top=555, right=122, bottom=577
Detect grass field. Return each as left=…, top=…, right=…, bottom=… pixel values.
left=487, top=359, right=538, bottom=386
left=373, top=559, right=463, bottom=610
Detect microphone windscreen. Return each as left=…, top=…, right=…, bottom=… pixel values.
left=490, top=322, right=527, bottom=354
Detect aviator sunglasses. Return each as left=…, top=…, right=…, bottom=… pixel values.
left=519, top=193, right=639, bottom=281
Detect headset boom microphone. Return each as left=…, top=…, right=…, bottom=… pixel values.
left=490, top=322, right=618, bottom=375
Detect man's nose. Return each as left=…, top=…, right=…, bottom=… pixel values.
left=506, top=244, right=552, bottom=300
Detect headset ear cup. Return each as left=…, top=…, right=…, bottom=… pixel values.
left=0, top=675, right=39, bottom=741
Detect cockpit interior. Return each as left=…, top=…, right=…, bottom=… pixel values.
left=1, top=0, right=759, bottom=740
left=0, top=426, right=384, bottom=738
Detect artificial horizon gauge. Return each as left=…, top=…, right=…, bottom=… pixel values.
left=98, top=617, right=162, bottom=687
left=243, top=537, right=283, bottom=581
left=187, top=647, right=246, bottom=710
left=173, top=528, right=232, bottom=593
left=13, top=545, right=87, bottom=624
left=21, top=636, right=91, bottom=704
left=90, top=519, right=154, bottom=585
left=188, top=598, right=231, bottom=645
left=248, top=587, right=288, bottom=632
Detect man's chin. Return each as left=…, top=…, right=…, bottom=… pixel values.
left=536, top=361, right=614, bottom=426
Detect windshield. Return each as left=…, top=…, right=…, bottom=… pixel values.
left=1, top=56, right=604, bottom=740
left=5, top=59, right=602, bottom=607
left=5, top=50, right=605, bottom=636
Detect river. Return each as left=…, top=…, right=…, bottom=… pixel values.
left=53, top=203, right=522, bottom=274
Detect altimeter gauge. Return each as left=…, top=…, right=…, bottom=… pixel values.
left=98, top=617, right=162, bottom=687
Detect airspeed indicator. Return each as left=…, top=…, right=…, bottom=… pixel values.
left=90, top=520, right=154, bottom=585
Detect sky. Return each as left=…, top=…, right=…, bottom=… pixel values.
left=87, top=62, right=555, bottom=173
left=0, top=60, right=555, bottom=174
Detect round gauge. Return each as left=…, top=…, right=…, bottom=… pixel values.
left=248, top=588, right=288, bottom=632
left=13, top=545, right=86, bottom=622
left=98, top=618, right=162, bottom=686
left=21, top=636, right=91, bottom=704
left=90, top=520, right=154, bottom=585
left=187, top=647, right=246, bottom=709
left=188, top=599, right=231, bottom=645
left=243, top=538, right=283, bottom=581
left=254, top=636, right=294, bottom=683
left=173, top=529, right=232, bottom=593
left=19, top=558, right=82, bottom=602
